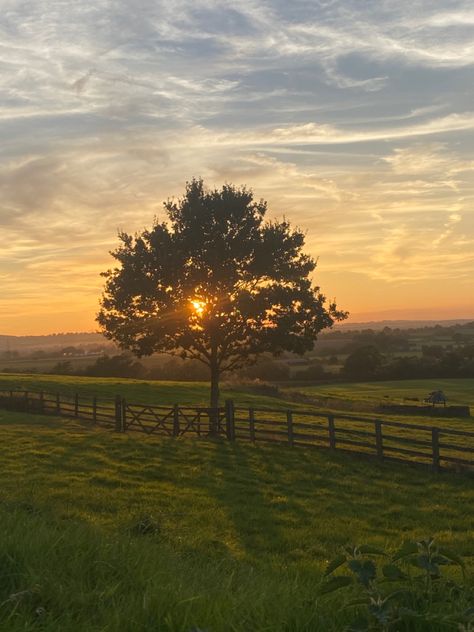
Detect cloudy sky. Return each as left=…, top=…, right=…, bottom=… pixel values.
left=1, top=0, right=473, bottom=334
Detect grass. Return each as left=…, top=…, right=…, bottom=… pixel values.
left=1, top=373, right=473, bottom=412
left=1, top=405, right=474, bottom=630
left=1, top=373, right=473, bottom=467
left=286, top=378, right=474, bottom=408
left=0, top=373, right=288, bottom=410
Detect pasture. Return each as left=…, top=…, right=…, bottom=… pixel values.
left=1, top=374, right=474, bottom=629
left=0, top=373, right=473, bottom=413
left=287, top=379, right=474, bottom=409
left=1, top=408, right=474, bottom=631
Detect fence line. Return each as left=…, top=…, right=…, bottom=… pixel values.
left=0, top=389, right=473, bottom=472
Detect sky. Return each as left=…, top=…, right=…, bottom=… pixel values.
left=0, top=0, right=473, bottom=335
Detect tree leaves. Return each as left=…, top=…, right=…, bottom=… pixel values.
left=98, top=179, right=347, bottom=405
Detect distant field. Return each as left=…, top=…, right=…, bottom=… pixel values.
left=286, top=378, right=474, bottom=408
left=0, top=373, right=290, bottom=409
left=0, top=355, right=97, bottom=372
left=1, top=410, right=474, bottom=630
left=1, top=373, right=473, bottom=407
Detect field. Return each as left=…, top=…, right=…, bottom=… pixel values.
left=1, top=374, right=474, bottom=630
left=0, top=373, right=473, bottom=412
left=285, top=379, right=474, bottom=409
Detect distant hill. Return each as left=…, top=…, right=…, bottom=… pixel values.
left=2, top=320, right=474, bottom=351
left=331, top=319, right=474, bottom=332
left=0, top=332, right=109, bottom=352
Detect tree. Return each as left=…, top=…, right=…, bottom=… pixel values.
left=98, top=179, right=346, bottom=414
left=343, top=345, right=383, bottom=380
left=84, top=354, right=145, bottom=378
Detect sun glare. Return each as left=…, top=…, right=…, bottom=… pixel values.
left=191, top=300, right=205, bottom=316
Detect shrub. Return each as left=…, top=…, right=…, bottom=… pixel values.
left=319, top=538, right=473, bottom=630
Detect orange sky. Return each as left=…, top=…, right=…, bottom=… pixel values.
left=1, top=1, right=473, bottom=335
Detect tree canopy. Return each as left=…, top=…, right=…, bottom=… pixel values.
left=98, top=179, right=347, bottom=408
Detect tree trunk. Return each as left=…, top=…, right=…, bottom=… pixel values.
left=209, top=345, right=220, bottom=435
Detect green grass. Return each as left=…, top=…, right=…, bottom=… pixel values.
left=1, top=373, right=473, bottom=464
left=1, top=407, right=474, bottom=630
left=286, top=378, right=474, bottom=408
left=0, top=373, right=289, bottom=410
left=0, top=355, right=95, bottom=373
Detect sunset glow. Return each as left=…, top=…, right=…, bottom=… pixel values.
left=0, top=1, right=473, bottom=335
left=191, top=300, right=206, bottom=317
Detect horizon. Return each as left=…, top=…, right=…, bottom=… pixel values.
left=2, top=314, right=474, bottom=339
left=1, top=1, right=473, bottom=335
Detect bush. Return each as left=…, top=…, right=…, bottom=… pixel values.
left=84, top=354, right=146, bottom=378
left=343, top=346, right=383, bottom=380
left=319, top=538, right=473, bottom=630
left=294, top=362, right=327, bottom=380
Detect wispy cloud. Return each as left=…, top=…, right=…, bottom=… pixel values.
left=0, top=0, right=473, bottom=332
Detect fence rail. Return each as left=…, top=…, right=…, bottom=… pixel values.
left=0, top=389, right=473, bottom=472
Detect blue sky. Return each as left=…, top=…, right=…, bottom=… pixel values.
left=0, top=0, right=473, bottom=333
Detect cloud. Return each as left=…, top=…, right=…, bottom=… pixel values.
left=0, top=0, right=473, bottom=332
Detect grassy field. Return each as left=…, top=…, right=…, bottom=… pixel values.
left=1, top=373, right=473, bottom=456
left=1, top=407, right=474, bottom=631
left=0, top=373, right=288, bottom=409
left=285, top=379, right=474, bottom=409
left=0, top=373, right=473, bottom=410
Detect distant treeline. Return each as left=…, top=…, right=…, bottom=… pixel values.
left=318, top=321, right=474, bottom=355
left=3, top=341, right=474, bottom=383
left=2, top=321, right=473, bottom=383
left=341, top=343, right=474, bottom=381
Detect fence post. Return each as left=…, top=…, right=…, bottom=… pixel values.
left=114, top=395, right=123, bottom=432
left=328, top=414, right=336, bottom=450
left=287, top=410, right=294, bottom=446
left=39, top=391, right=44, bottom=414
left=249, top=408, right=256, bottom=442
left=56, top=393, right=60, bottom=415
left=121, top=398, right=127, bottom=431
left=74, top=393, right=79, bottom=417
left=432, top=428, right=440, bottom=472
left=375, top=420, right=383, bottom=460
left=173, top=404, right=180, bottom=437
left=92, top=396, right=97, bottom=423
left=225, top=399, right=235, bottom=441
left=24, top=391, right=28, bottom=413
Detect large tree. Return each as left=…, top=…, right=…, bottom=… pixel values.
left=98, top=179, right=347, bottom=410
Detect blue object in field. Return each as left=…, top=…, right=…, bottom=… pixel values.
left=424, top=390, right=447, bottom=406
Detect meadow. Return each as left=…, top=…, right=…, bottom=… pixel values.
left=286, top=379, right=474, bottom=409
left=1, top=409, right=474, bottom=631
left=1, top=374, right=474, bottom=630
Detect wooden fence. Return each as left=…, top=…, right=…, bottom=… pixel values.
left=1, top=389, right=473, bottom=472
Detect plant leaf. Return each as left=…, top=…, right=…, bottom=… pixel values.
left=345, top=598, right=370, bottom=608
left=438, top=547, right=466, bottom=570
left=324, top=555, right=347, bottom=577
left=319, top=575, right=353, bottom=595
left=358, top=545, right=386, bottom=556
left=392, top=541, right=418, bottom=562
left=348, top=559, right=377, bottom=587
left=382, top=564, right=408, bottom=581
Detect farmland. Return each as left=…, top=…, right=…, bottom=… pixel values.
left=0, top=373, right=473, bottom=411
left=2, top=405, right=474, bottom=631
left=283, top=378, right=474, bottom=410
left=1, top=373, right=474, bottom=630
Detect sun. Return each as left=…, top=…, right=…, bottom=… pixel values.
left=191, top=300, right=205, bottom=316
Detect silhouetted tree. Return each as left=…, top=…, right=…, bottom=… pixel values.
left=343, top=345, right=383, bottom=380
left=98, top=179, right=346, bottom=414
left=85, top=354, right=145, bottom=378
left=239, top=356, right=291, bottom=381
